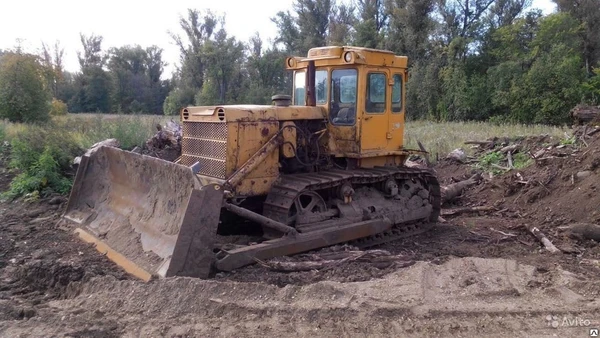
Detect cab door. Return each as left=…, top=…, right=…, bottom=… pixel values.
left=360, top=68, right=390, bottom=152
left=387, top=71, right=407, bottom=150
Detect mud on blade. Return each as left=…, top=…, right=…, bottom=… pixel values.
left=62, top=146, right=222, bottom=281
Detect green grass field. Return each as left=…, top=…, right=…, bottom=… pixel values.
left=0, top=113, right=568, bottom=159
left=403, top=120, right=567, bottom=159
left=0, top=113, right=569, bottom=199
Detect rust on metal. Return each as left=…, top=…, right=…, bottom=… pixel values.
left=223, top=202, right=298, bottom=236
left=61, top=146, right=221, bottom=280
left=75, top=228, right=153, bottom=282
left=166, top=184, right=223, bottom=278
left=215, top=218, right=392, bottom=272
left=226, top=131, right=282, bottom=189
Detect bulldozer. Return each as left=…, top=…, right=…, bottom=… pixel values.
left=61, top=46, right=441, bottom=281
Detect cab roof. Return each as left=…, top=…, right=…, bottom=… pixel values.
left=286, top=46, right=408, bottom=69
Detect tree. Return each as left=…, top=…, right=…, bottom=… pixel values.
left=197, top=25, right=245, bottom=105
left=0, top=51, right=51, bottom=123
left=107, top=45, right=169, bottom=113
left=386, top=0, right=436, bottom=60
left=272, top=10, right=301, bottom=53
left=273, top=0, right=332, bottom=55
left=354, top=0, right=387, bottom=48
left=243, top=34, right=291, bottom=104
left=164, top=9, right=217, bottom=114
left=169, top=9, right=217, bottom=91
left=69, top=33, right=111, bottom=113
left=553, top=0, right=600, bottom=74
left=328, top=3, right=356, bottom=45
left=40, top=41, right=65, bottom=98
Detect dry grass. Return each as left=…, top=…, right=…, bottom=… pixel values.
left=404, top=120, right=568, bottom=160
left=0, top=113, right=569, bottom=161
left=0, top=113, right=171, bottom=150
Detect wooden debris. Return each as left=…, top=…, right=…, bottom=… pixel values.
left=146, top=120, right=181, bottom=151
left=507, top=151, right=514, bottom=169
left=417, top=140, right=432, bottom=167
left=255, top=249, right=415, bottom=272
left=405, top=159, right=426, bottom=169
left=570, top=104, right=600, bottom=125
left=532, top=149, right=546, bottom=159
left=491, top=163, right=511, bottom=171
left=441, top=206, right=495, bottom=216
left=562, top=223, right=600, bottom=242
left=465, top=140, right=494, bottom=146
left=527, top=225, right=562, bottom=253
left=490, top=227, right=518, bottom=237
left=500, top=144, right=519, bottom=154
left=441, top=174, right=481, bottom=204
left=576, top=171, right=592, bottom=179
left=587, top=127, right=600, bottom=136
left=447, top=148, right=467, bottom=162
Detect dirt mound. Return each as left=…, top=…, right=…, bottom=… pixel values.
left=0, top=194, right=129, bottom=301
left=462, top=132, right=600, bottom=224
left=2, top=257, right=598, bottom=337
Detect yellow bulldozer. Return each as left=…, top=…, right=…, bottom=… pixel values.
left=61, top=46, right=441, bottom=281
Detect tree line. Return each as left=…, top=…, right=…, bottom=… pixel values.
left=0, top=0, right=599, bottom=124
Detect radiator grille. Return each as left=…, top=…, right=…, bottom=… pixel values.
left=180, top=122, right=227, bottom=179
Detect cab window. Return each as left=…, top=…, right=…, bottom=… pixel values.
left=315, top=70, right=327, bottom=104
left=294, top=71, right=305, bottom=105
left=392, top=74, right=403, bottom=113
left=294, top=70, right=328, bottom=105
left=366, top=73, right=386, bottom=113
left=330, top=68, right=357, bottom=126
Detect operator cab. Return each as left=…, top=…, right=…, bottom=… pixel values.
left=286, top=46, right=409, bottom=156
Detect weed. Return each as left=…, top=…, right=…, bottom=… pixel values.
left=476, top=151, right=505, bottom=175
left=0, top=113, right=166, bottom=199
left=49, top=99, right=68, bottom=116
left=3, top=146, right=72, bottom=200
left=559, top=135, right=576, bottom=146
left=512, top=152, right=533, bottom=169
left=480, top=151, right=503, bottom=166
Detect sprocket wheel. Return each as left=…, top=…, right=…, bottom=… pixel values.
left=286, top=191, right=327, bottom=225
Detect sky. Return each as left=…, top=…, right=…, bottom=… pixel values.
left=0, top=0, right=556, bottom=77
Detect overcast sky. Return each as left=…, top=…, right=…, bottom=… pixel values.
left=0, top=0, right=556, bottom=77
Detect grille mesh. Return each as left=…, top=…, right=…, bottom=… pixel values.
left=181, top=122, right=227, bottom=178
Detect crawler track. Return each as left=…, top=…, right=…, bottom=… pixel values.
left=262, top=166, right=441, bottom=247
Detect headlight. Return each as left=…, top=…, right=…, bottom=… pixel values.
left=343, top=52, right=353, bottom=63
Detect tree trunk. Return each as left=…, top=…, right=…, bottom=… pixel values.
left=570, top=105, right=600, bottom=124
left=441, top=174, right=481, bottom=204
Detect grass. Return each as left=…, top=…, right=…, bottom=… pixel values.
left=404, top=120, right=567, bottom=160
left=0, top=113, right=171, bottom=200
left=0, top=113, right=570, bottom=199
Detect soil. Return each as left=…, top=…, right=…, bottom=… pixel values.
left=1, top=131, right=600, bottom=337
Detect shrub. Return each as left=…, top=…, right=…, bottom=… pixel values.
left=4, top=146, right=72, bottom=200
left=0, top=52, right=51, bottom=123
left=163, top=87, right=195, bottom=115
left=2, top=123, right=83, bottom=199
left=49, top=98, right=68, bottom=116
left=582, top=68, right=600, bottom=105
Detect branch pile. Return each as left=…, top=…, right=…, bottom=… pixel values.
left=145, top=120, right=182, bottom=152
left=142, top=120, right=182, bottom=161
left=570, top=104, right=600, bottom=125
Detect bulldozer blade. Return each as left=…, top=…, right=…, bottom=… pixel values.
left=62, top=146, right=223, bottom=281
